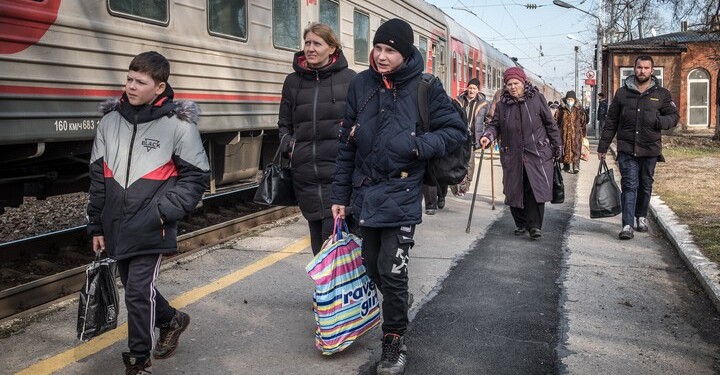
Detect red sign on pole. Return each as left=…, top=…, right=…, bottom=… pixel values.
left=585, top=79, right=596, bottom=86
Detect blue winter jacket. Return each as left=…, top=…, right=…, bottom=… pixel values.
left=331, top=47, right=466, bottom=227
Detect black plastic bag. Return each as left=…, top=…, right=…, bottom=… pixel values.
left=77, top=255, right=119, bottom=341
left=589, top=159, right=622, bottom=218
left=551, top=161, right=564, bottom=204
left=254, top=135, right=297, bottom=206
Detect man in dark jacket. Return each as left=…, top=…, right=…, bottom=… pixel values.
left=331, top=19, right=465, bottom=375
left=598, top=54, right=679, bottom=240
left=87, top=51, right=210, bottom=374
left=597, top=92, right=608, bottom=131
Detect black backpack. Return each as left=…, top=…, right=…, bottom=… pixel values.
left=417, top=73, right=472, bottom=187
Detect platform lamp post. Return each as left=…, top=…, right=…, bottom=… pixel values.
left=553, top=0, right=604, bottom=139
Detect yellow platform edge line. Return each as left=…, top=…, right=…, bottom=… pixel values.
left=15, top=237, right=310, bottom=375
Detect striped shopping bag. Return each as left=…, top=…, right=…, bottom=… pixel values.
left=305, top=218, right=381, bottom=355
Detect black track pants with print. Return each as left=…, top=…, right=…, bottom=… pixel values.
left=360, top=225, right=415, bottom=336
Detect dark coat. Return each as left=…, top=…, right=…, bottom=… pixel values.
left=483, top=83, right=561, bottom=208
left=331, top=47, right=466, bottom=227
left=277, top=50, right=355, bottom=221
left=456, top=92, right=488, bottom=145
left=598, top=75, right=678, bottom=159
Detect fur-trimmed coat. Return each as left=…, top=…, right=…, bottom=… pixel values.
left=86, top=85, right=210, bottom=260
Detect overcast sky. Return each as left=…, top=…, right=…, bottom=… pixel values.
left=425, top=0, right=608, bottom=94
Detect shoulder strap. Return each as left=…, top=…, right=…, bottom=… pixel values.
left=417, top=73, right=436, bottom=132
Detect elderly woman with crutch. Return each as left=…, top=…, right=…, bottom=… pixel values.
left=478, top=67, right=562, bottom=239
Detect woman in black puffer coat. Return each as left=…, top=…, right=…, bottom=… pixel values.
left=277, top=23, right=355, bottom=255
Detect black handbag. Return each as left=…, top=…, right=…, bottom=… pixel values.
left=589, top=159, right=622, bottom=218
left=551, top=161, right=564, bottom=204
left=253, top=135, right=297, bottom=206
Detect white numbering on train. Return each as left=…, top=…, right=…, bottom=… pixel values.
left=54, top=119, right=96, bottom=132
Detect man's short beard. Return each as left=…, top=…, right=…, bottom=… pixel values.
left=636, top=74, right=650, bottom=84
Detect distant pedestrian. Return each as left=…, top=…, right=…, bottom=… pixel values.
left=598, top=54, right=679, bottom=240
left=451, top=77, right=487, bottom=196
left=554, top=90, right=587, bottom=173
left=479, top=67, right=562, bottom=239
left=87, top=51, right=210, bottom=374
left=597, top=92, right=608, bottom=132
left=277, top=23, right=355, bottom=255
left=331, top=18, right=465, bottom=375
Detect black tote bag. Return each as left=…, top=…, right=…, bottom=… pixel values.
left=253, top=135, right=297, bottom=206
left=551, top=161, right=564, bottom=204
left=589, top=159, right=622, bottom=218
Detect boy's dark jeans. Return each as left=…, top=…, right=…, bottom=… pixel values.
left=617, top=152, right=658, bottom=227
left=360, top=225, right=415, bottom=336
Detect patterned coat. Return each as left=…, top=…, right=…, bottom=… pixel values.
left=554, top=104, right=587, bottom=165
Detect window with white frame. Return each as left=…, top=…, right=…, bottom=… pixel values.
left=688, top=68, right=710, bottom=126
left=620, top=67, right=664, bottom=88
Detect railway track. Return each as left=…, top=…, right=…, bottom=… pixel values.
left=0, top=188, right=299, bottom=322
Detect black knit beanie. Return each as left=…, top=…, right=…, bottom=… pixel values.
left=373, top=18, right=414, bottom=58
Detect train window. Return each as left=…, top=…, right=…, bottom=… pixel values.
left=208, top=0, right=247, bottom=40
left=273, top=0, right=300, bottom=50
left=467, top=57, right=472, bottom=80
left=108, top=0, right=168, bottom=25
left=452, top=52, right=457, bottom=81
left=483, top=64, right=492, bottom=89
left=319, top=0, right=339, bottom=35
left=418, top=37, right=428, bottom=71
left=353, top=11, right=369, bottom=64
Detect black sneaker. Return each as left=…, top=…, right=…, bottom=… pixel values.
left=636, top=217, right=649, bottom=232
left=377, top=333, right=407, bottom=375
left=619, top=225, right=634, bottom=240
left=153, top=310, right=190, bottom=359
left=529, top=228, right=542, bottom=238
left=437, top=197, right=446, bottom=209
left=425, top=208, right=436, bottom=215
left=122, top=352, right=152, bottom=375
left=514, top=227, right=527, bottom=236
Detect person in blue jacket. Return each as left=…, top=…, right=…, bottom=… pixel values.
left=330, top=19, right=465, bottom=375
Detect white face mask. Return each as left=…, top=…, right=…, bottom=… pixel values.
left=566, top=99, right=575, bottom=107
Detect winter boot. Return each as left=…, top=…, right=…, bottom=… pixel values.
left=122, top=352, right=152, bottom=375
left=572, top=163, right=580, bottom=174
left=377, top=333, right=408, bottom=375
left=563, top=163, right=571, bottom=172
left=153, top=310, right=190, bottom=359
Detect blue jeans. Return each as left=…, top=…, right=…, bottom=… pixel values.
left=616, top=152, right=658, bottom=227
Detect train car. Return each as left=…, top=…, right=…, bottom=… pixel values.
left=0, top=0, right=560, bottom=213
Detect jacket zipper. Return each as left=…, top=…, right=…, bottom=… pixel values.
left=312, top=71, right=324, bottom=212
left=123, top=114, right=139, bottom=216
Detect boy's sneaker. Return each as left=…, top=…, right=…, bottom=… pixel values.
left=377, top=333, right=407, bottom=375
left=122, top=352, right=152, bottom=375
left=153, top=310, right=190, bottom=359
left=636, top=217, right=649, bottom=232
left=619, top=225, right=634, bottom=240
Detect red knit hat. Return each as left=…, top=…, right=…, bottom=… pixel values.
left=503, top=67, right=527, bottom=84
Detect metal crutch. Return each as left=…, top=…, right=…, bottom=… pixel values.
left=466, top=147, right=486, bottom=233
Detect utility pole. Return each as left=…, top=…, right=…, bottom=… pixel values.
left=574, top=45, right=579, bottom=96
